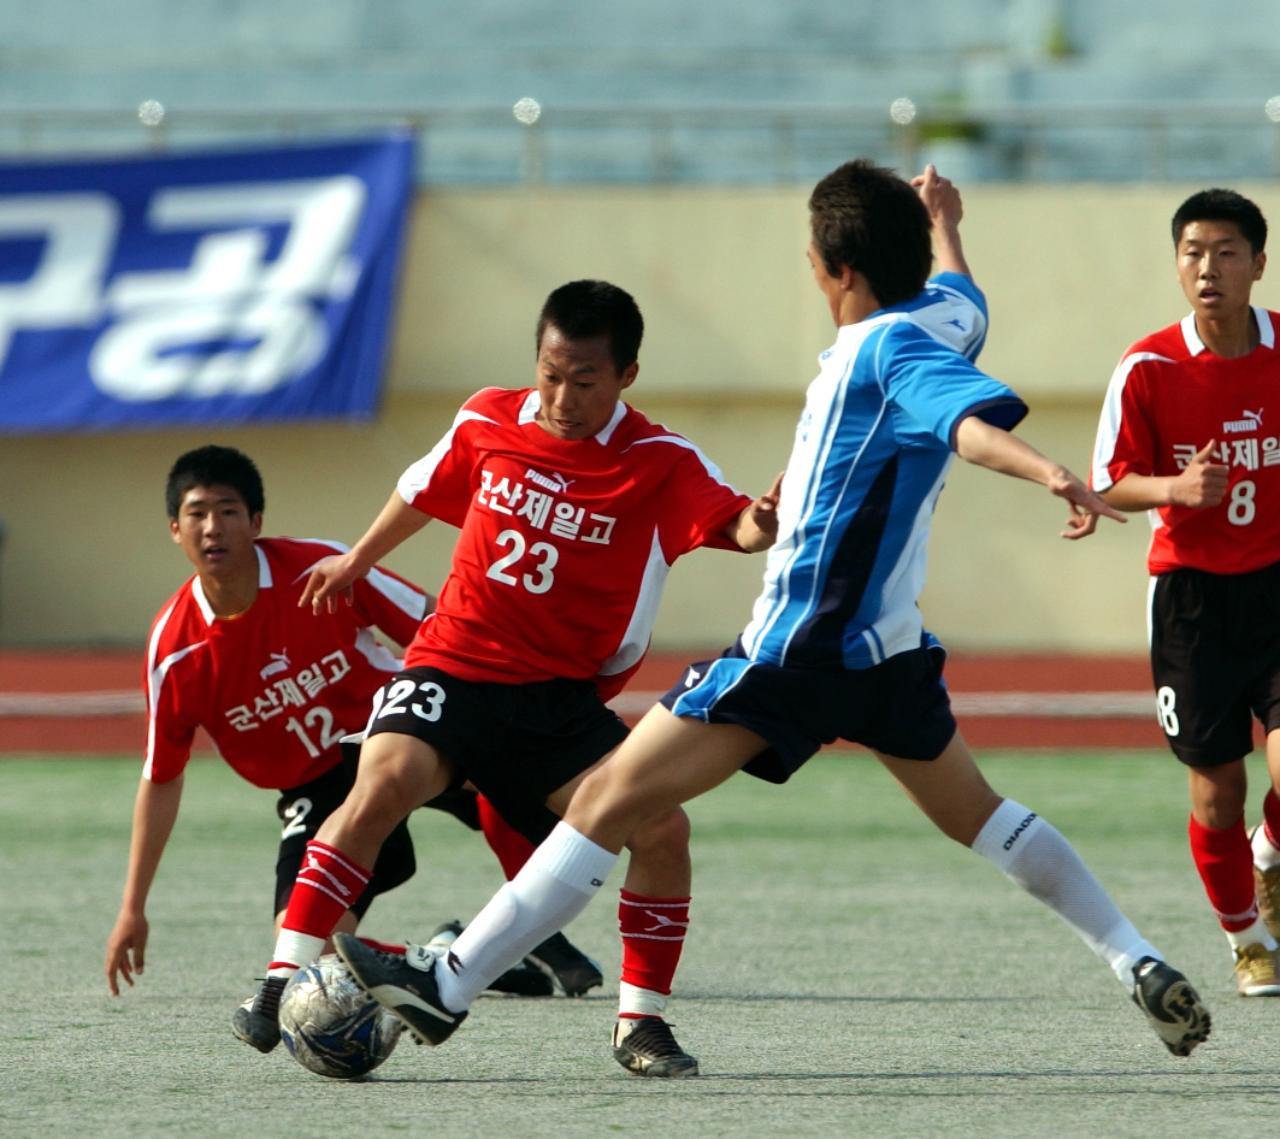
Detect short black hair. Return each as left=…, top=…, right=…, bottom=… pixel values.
left=165, top=445, right=264, bottom=519
left=809, top=159, right=933, bottom=308
left=1172, top=188, right=1268, bottom=254
left=535, top=280, right=644, bottom=372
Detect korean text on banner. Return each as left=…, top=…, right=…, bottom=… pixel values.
left=0, top=133, right=415, bottom=432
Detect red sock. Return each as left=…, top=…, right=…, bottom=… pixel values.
left=1263, top=790, right=1280, bottom=851
left=475, top=793, right=536, bottom=880
left=1188, top=814, right=1257, bottom=931
left=271, top=840, right=372, bottom=968
left=618, top=889, right=691, bottom=998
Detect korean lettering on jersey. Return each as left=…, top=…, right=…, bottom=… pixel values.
left=0, top=133, right=414, bottom=432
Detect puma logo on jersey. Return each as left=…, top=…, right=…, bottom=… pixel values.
left=1223, top=408, right=1263, bottom=433
left=259, top=651, right=291, bottom=679
left=524, top=467, right=575, bottom=493
left=684, top=667, right=702, bottom=687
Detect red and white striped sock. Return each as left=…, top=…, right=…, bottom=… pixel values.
left=267, top=840, right=371, bottom=976
left=617, top=890, right=690, bottom=1019
left=1188, top=814, right=1258, bottom=933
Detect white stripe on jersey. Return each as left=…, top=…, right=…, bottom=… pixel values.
left=599, top=528, right=671, bottom=677
left=1090, top=351, right=1171, bottom=491
left=625, top=434, right=739, bottom=491
left=398, top=408, right=499, bottom=502
left=143, top=599, right=207, bottom=781
left=350, top=626, right=405, bottom=674
left=293, top=538, right=428, bottom=623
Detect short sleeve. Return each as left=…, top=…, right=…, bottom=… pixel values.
left=1092, top=356, right=1156, bottom=491
left=397, top=396, right=496, bottom=528
left=142, top=659, right=197, bottom=783
left=350, top=564, right=430, bottom=647
left=878, top=323, right=1027, bottom=449
left=655, top=444, right=753, bottom=558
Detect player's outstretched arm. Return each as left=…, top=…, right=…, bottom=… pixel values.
left=955, top=415, right=1126, bottom=540
left=105, top=774, right=184, bottom=995
left=911, top=164, right=971, bottom=279
left=1099, top=440, right=1229, bottom=513
left=724, top=471, right=784, bottom=552
left=301, top=491, right=434, bottom=614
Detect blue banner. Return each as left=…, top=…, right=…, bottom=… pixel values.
left=0, top=133, right=415, bottom=433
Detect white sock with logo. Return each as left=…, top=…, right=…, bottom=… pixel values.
left=436, top=821, right=618, bottom=1011
left=971, top=798, right=1160, bottom=984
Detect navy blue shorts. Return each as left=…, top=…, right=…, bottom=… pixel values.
left=364, top=666, right=629, bottom=842
left=660, top=643, right=957, bottom=783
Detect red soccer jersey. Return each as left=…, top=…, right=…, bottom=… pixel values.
left=1092, top=309, right=1280, bottom=575
left=143, top=537, right=427, bottom=788
left=398, top=387, right=751, bottom=687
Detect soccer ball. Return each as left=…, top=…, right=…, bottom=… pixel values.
left=278, top=954, right=402, bottom=1079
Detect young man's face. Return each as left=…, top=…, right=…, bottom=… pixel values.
left=1175, top=219, right=1266, bottom=320
left=169, top=484, right=262, bottom=579
left=533, top=325, right=637, bottom=441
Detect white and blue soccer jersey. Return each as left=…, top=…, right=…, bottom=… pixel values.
left=739, top=272, right=1026, bottom=671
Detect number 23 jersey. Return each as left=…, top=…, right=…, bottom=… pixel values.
left=398, top=387, right=751, bottom=689
left=1092, top=308, right=1280, bottom=575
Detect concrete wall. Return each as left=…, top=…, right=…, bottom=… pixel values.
left=3, top=182, right=1275, bottom=651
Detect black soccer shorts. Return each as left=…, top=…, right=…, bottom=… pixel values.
left=1150, top=563, right=1280, bottom=767
left=274, top=750, right=415, bottom=918
left=363, top=666, right=628, bottom=842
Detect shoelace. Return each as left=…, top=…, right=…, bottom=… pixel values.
left=253, top=975, right=286, bottom=1016
left=622, top=1019, right=685, bottom=1058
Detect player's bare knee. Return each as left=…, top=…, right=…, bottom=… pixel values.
left=623, top=806, right=691, bottom=860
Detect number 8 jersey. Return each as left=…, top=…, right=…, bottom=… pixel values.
left=1091, top=308, right=1280, bottom=575
left=398, top=387, right=752, bottom=692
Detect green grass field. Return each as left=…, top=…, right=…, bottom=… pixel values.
left=5, top=750, right=1279, bottom=1138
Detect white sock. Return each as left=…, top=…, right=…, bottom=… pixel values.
left=972, top=799, right=1160, bottom=984
left=1225, top=918, right=1278, bottom=951
left=268, top=931, right=325, bottom=977
left=1252, top=824, right=1280, bottom=871
left=618, top=981, right=669, bottom=1019
left=436, top=822, right=618, bottom=1011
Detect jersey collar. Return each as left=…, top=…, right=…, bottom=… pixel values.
left=190, top=544, right=273, bottom=624
left=518, top=388, right=628, bottom=445
left=1180, top=306, right=1274, bottom=356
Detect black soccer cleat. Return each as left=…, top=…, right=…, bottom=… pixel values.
left=231, top=975, right=287, bottom=1053
left=525, top=930, right=604, bottom=997
left=426, top=919, right=554, bottom=997
left=1131, top=956, right=1211, bottom=1057
left=334, top=932, right=467, bottom=1047
left=611, top=1017, right=699, bottom=1078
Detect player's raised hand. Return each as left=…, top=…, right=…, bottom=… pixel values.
left=1170, top=440, right=1229, bottom=508
left=911, top=163, right=963, bottom=227
left=1047, top=468, right=1126, bottom=541
left=300, top=553, right=359, bottom=614
left=105, top=911, right=148, bottom=996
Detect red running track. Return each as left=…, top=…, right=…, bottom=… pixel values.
left=0, top=648, right=1165, bottom=755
